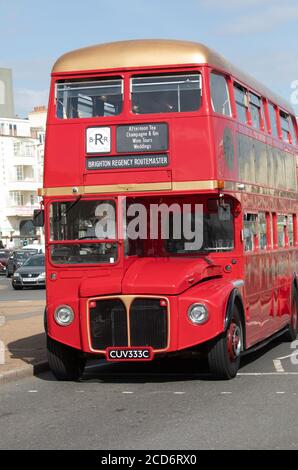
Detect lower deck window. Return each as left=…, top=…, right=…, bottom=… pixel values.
left=243, top=214, right=257, bottom=251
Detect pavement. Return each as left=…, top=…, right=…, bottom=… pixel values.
left=0, top=276, right=47, bottom=385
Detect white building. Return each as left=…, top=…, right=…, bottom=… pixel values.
left=0, top=107, right=46, bottom=248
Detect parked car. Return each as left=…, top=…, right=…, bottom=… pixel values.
left=0, top=249, right=11, bottom=275
left=23, top=244, right=45, bottom=253
left=6, top=249, right=38, bottom=277
left=12, top=254, right=45, bottom=290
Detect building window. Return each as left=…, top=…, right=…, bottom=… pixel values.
left=10, top=191, right=24, bottom=206
left=15, top=165, right=24, bottom=181
left=13, top=142, right=21, bottom=156
left=268, top=103, right=278, bottom=138
left=38, top=132, right=45, bottom=144
left=30, top=194, right=37, bottom=205
left=234, top=84, right=248, bottom=124
left=249, top=93, right=263, bottom=129
left=25, top=144, right=34, bottom=157
left=210, top=73, right=232, bottom=116
left=243, top=213, right=257, bottom=251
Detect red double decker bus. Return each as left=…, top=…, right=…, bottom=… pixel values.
left=38, top=39, right=298, bottom=380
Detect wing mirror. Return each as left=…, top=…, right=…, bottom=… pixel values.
left=33, top=209, right=44, bottom=227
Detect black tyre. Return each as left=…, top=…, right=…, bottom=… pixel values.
left=283, top=289, right=298, bottom=342
left=12, top=284, right=22, bottom=290
left=47, top=335, right=86, bottom=381
left=208, top=305, right=242, bottom=380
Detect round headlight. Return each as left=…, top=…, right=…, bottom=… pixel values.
left=54, top=305, right=74, bottom=326
left=187, top=303, right=209, bottom=325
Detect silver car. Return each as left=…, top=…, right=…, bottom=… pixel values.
left=12, top=254, right=45, bottom=290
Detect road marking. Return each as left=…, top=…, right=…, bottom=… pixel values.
left=275, top=353, right=297, bottom=361
left=273, top=359, right=285, bottom=373
left=27, top=390, right=38, bottom=393
left=272, top=352, right=298, bottom=373
left=238, top=372, right=298, bottom=376
left=220, top=392, right=232, bottom=394
left=173, top=391, right=186, bottom=395
left=276, top=392, right=286, bottom=394
left=122, top=391, right=134, bottom=394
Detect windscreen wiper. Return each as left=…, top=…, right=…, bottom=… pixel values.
left=55, top=194, right=82, bottom=223
left=64, top=195, right=82, bottom=215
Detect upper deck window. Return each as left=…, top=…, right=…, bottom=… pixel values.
left=56, top=78, right=123, bottom=119
left=280, top=110, right=292, bottom=143
left=234, top=84, right=248, bottom=124
left=268, top=103, right=278, bottom=138
left=210, top=73, right=232, bottom=116
left=131, top=73, right=202, bottom=115
left=249, top=93, right=263, bottom=129
left=289, top=116, right=297, bottom=145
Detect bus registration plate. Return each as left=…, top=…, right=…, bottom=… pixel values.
left=106, top=347, right=153, bottom=362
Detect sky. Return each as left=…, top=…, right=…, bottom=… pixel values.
left=1, top=0, right=298, bottom=117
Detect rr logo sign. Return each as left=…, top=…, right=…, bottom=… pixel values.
left=86, top=127, right=111, bottom=154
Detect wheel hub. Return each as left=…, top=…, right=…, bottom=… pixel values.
left=227, top=322, right=241, bottom=361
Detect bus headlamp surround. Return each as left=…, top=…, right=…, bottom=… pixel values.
left=54, top=305, right=74, bottom=326
left=187, top=303, right=209, bottom=325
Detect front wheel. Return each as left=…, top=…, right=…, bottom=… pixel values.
left=208, top=305, right=242, bottom=380
left=47, top=336, right=86, bottom=381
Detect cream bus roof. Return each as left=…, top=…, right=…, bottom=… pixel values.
left=52, top=39, right=293, bottom=113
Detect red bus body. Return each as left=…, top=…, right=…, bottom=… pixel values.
left=41, top=40, right=298, bottom=379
